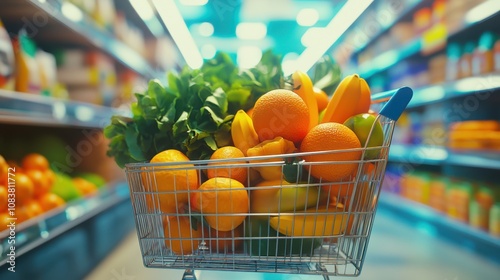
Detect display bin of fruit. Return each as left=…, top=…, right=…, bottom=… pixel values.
left=105, top=52, right=413, bottom=279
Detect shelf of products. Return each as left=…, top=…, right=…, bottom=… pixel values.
left=0, top=89, right=130, bottom=128
left=0, top=0, right=164, bottom=79
left=0, top=0, right=149, bottom=274
left=406, top=72, right=500, bottom=108
left=378, top=191, right=500, bottom=262
left=338, top=0, right=500, bottom=251
left=0, top=182, right=130, bottom=266
left=389, top=143, right=500, bottom=170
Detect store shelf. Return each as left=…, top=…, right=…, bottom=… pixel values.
left=0, top=181, right=131, bottom=266
left=389, top=143, right=500, bottom=170
left=0, top=90, right=130, bottom=128
left=388, top=144, right=448, bottom=165
left=355, top=8, right=500, bottom=79
left=348, top=0, right=424, bottom=57
left=378, top=191, right=500, bottom=262
left=407, top=72, right=500, bottom=108
left=0, top=0, right=163, bottom=79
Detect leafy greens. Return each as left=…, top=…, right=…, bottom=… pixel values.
left=104, top=51, right=284, bottom=167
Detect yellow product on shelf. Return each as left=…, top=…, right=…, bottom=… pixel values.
left=446, top=180, right=473, bottom=223
left=0, top=18, right=15, bottom=90
left=428, top=174, right=448, bottom=213
left=35, top=50, right=58, bottom=96
left=14, top=29, right=41, bottom=94
left=470, top=182, right=497, bottom=231
left=490, top=203, right=500, bottom=237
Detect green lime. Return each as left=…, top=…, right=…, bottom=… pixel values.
left=344, top=113, right=384, bottom=159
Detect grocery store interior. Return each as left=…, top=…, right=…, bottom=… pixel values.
left=1, top=0, right=500, bottom=279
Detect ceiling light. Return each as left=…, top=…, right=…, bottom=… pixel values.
left=297, top=8, right=319, bottom=26
left=152, top=0, right=204, bottom=69
left=198, top=22, right=214, bottom=37
left=180, top=0, right=208, bottom=6
left=301, top=27, right=325, bottom=48
left=465, top=0, right=500, bottom=24
left=129, top=0, right=154, bottom=20
left=236, top=23, right=267, bottom=40
left=61, top=2, right=83, bottom=22
left=294, top=0, right=373, bottom=72
left=237, top=46, right=262, bottom=69
left=201, top=44, right=217, bottom=59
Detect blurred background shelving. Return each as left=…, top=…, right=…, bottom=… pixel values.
left=1, top=0, right=500, bottom=278
left=331, top=0, right=500, bottom=250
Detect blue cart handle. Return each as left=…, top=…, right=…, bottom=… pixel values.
left=379, top=87, right=413, bottom=121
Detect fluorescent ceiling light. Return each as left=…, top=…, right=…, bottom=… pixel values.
left=129, top=0, right=154, bottom=20
left=301, top=27, right=325, bottom=48
left=198, top=22, right=214, bottom=37
left=152, top=0, right=204, bottom=69
left=180, top=0, right=208, bottom=6
left=297, top=8, right=319, bottom=26
left=465, top=0, right=500, bottom=24
left=237, top=46, right=262, bottom=69
left=236, top=23, right=267, bottom=40
left=61, top=2, right=83, bottom=22
left=201, top=44, right=216, bottom=59
left=293, top=0, right=373, bottom=73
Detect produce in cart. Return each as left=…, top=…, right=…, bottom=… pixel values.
left=105, top=51, right=413, bottom=278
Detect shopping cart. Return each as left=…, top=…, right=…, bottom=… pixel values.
left=124, top=87, right=413, bottom=279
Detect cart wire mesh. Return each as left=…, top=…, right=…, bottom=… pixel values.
left=124, top=87, right=412, bottom=279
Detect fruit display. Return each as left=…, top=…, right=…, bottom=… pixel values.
left=106, top=51, right=391, bottom=257
left=0, top=152, right=106, bottom=231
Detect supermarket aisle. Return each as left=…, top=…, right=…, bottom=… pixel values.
left=85, top=205, right=500, bottom=280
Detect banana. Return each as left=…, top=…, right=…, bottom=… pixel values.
left=231, top=109, right=259, bottom=156
left=292, top=70, right=319, bottom=130
left=321, top=74, right=370, bottom=124
left=269, top=206, right=349, bottom=237
left=250, top=180, right=321, bottom=213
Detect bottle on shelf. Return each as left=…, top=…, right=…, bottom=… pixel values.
left=472, top=31, right=497, bottom=76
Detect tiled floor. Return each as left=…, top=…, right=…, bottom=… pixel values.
left=85, top=207, right=500, bottom=280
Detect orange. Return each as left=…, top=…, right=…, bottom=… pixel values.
left=44, top=169, right=56, bottom=187
left=142, top=149, right=199, bottom=214
left=252, top=89, right=310, bottom=143
left=314, top=87, right=329, bottom=112
left=207, top=146, right=248, bottom=185
left=0, top=186, right=7, bottom=212
left=72, top=177, right=98, bottom=196
left=205, top=225, right=244, bottom=253
left=0, top=212, right=11, bottom=231
left=25, top=169, right=51, bottom=198
left=16, top=204, right=35, bottom=223
left=38, top=193, right=65, bottom=212
left=25, top=199, right=44, bottom=217
left=22, top=153, right=49, bottom=171
left=246, top=107, right=254, bottom=118
left=15, top=173, right=35, bottom=206
left=163, top=215, right=203, bottom=255
left=300, top=123, right=361, bottom=182
left=190, top=177, right=248, bottom=231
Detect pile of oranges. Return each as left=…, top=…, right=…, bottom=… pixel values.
left=0, top=153, right=65, bottom=229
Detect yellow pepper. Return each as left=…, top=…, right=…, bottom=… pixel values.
left=246, top=137, right=297, bottom=180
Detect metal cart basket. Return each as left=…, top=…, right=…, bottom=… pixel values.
left=124, top=87, right=413, bottom=279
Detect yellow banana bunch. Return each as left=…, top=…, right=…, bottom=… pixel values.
left=269, top=206, right=349, bottom=237
left=250, top=180, right=321, bottom=213
left=231, top=110, right=259, bottom=156
left=321, top=74, right=371, bottom=124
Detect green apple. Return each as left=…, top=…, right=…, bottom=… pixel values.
left=344, top=113, right=384, bottom=159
